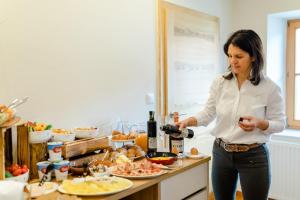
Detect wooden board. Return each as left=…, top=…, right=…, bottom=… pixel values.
left=62, top=136, right=109, bottom=158
left=69, top=152, right=105, bottom=167
left=30, top=142, right=48, bottom=179
left=17, top=125, right=30, bottom=167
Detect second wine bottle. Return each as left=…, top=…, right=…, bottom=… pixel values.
left=147, top=111, right=157, bottom=153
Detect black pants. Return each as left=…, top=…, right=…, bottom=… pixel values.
left=212, top=140, right=270, bottom=200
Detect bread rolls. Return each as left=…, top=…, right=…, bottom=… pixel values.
left=190, top=147, right=199, bottom=155
left=0, top=104, right=14, bottom=125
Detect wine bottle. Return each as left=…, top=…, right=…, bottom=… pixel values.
left=169, top=112, right=184, bottom=153
left=147, top=111, right=157, bottom=153
left=160, top=124, right=194, bottom=139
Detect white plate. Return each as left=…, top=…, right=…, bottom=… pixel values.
left=26, top=182, right=58, bottom=198
left=57, top=177, right=133, bottom=196
left=185, top=152, right=205, bottom=159
left=111, top=171, right=167, bottom=179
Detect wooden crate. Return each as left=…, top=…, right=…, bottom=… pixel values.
left=62, top=136, right=110, bottom=159
left=0, top=119, right=30, bottom=180
left=29, top=136, right=110, bottom=178
left=1, top=121, right=110, bottom=180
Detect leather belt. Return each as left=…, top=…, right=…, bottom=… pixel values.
left=215, top=138, right=263, bottom=152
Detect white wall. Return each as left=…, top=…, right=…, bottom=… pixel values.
left=232, top=0, right=300, bottom=69
left=0, top=0, right=233, bottom=129
left=0, top=0, right=157, bottom=128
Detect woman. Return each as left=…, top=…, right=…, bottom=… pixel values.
left=177, top=29, right=285, bottom=200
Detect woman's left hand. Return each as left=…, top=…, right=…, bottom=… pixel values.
left=238, top=116, right=259, bottom=132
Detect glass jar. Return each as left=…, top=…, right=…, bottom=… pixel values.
left=134, top=133, right=148, bottom=152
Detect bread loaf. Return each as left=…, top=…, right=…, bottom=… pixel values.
left=0, top=104, right=14, bottom=125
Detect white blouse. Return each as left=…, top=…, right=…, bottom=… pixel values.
left=195, top=73, right=286, bottom=144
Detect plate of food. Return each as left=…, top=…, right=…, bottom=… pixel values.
left=57, top=176, right=133, bottom=196
left=115, top=144, right=145, bottom=160
left=185, top=152, right=205, bottom=159
left=111, top=170, right=167, bottom=179
left=185, top=147, right=205, bottom=159
left=145, top=152, right=177, bottom=165
left=111, top=132, right=136, bottom=142
left=26, top=182, right=58, bottom=198
left=111, top=159, right=167, bottom=179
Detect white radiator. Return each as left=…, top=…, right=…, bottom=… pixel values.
left=268, top=140, right=300, bottom=200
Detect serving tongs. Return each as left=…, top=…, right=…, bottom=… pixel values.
left=0, top=97, right=29, bottom=113
left=38, top=163, right=54, bottom=186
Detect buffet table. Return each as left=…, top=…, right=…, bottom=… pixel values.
left=46, top=156, right=210, bottom=200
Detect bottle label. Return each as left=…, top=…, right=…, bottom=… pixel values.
left=148, top=137, right=157, bottom=149
left=170, top=139, right=184, bottom=153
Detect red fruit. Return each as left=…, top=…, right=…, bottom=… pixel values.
left=22, top=165, right=28, bottom=170
left=11, top=163, right=19, bottom=168
left=12, top=168, right=22, bottom=176
left=11, top=165, right=19, bottom=173
left=21, top=168, right=27, bottom=174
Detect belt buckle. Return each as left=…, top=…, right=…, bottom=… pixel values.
left=224, top=144, right=250, bottom=152
left=223, top=143, right=234, bottom=152
left=239, top=145, right=250, bottom=152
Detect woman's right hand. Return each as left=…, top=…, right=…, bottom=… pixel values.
left=175, top=117, right=197, bottom=130
left=175, top=120, right=188, bottom=130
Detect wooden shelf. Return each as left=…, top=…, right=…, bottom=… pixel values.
left=62, top=136, right=110, bottom=159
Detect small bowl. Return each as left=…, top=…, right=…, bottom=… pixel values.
left=6, top=170, right=29, bottom=183
left=145, top=152, right=177, bottom=165
left=70, top=166, right=86, bottom=176
left=71, top=127, right=100, bottom=139
left=51, top=131, right=75, bottom=142
left=89, top=166, right=112, bottom=177
left=29, top=130, right=52, bottom=144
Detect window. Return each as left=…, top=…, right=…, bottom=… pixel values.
left=156, top=0, right=219, bottom=117
left=287, top=19, right=300, bottom=128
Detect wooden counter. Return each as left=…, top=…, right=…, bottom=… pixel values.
left=46, top=156, right=211, bottom=200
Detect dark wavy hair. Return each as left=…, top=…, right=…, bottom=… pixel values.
left=223, top=29, right=264, bottom=85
